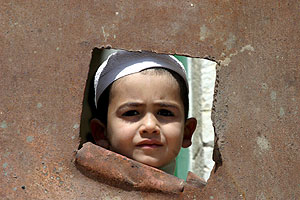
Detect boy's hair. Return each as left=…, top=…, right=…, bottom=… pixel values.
left=92, top=68, right=189, bottom=125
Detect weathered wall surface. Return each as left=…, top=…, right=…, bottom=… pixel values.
left=1, top=1, right=299, bottom=199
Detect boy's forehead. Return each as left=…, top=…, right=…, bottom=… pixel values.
left=110, top=72, right=182, bottom=101
left=112, top=70, right=179, bottom=88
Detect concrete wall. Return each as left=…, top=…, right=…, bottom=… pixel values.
left=189, top=59, right=216, bottom=181
left=1, top=1, right=299, bottom=199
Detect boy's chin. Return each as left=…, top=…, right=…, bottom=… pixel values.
left=134, top=156, right=171, bottom=169
left=137, top=158, right=176, bottom=175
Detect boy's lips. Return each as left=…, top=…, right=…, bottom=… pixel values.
left=136, top=140, right=163, bottom=148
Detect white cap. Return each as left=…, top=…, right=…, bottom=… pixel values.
left=94, top=50, right=188, bottom=108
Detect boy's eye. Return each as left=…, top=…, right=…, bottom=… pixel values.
left=157, top=109, right=174, bottom=117
left=122, top=110, right=139, bottom=116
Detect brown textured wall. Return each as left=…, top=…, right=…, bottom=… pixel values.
left=1, top=1, right=299, bottom=199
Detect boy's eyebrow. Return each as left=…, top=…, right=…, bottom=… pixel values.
left=154, top=102, right=180, bottom=109
left=117, top=102, right=180, bottom=109
left=118, top=102, right=144, bottom=109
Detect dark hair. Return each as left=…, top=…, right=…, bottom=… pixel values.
left=92, top=68, right=189, bottom=124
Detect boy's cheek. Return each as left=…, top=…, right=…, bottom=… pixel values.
left=108, top=133, right=131, bottom=148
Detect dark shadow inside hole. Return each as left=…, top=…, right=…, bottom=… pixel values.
left=78, top=47, right=116, bottom=149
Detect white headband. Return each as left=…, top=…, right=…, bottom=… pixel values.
left=94, top=50, right=188, bottom=108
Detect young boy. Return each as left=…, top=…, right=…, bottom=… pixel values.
left=90, top=50, right=197, bottom=174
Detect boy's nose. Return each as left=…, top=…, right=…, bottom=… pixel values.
left=139, top=113, right=160, bottom=135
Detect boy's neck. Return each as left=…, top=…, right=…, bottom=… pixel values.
left=159, top=160, right=176, bottom=175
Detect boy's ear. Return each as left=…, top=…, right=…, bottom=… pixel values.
left=90, top=118, right=109, bottom=149
left=182, top=117, right=197, bottom=148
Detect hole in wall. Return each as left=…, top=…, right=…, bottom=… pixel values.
left=79, top=48, right=217, bottom=181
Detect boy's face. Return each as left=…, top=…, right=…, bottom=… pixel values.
left=103, top=72, right=194, bottom=168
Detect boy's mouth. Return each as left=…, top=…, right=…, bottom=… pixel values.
left=136, top=140, right=163, bottom=148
